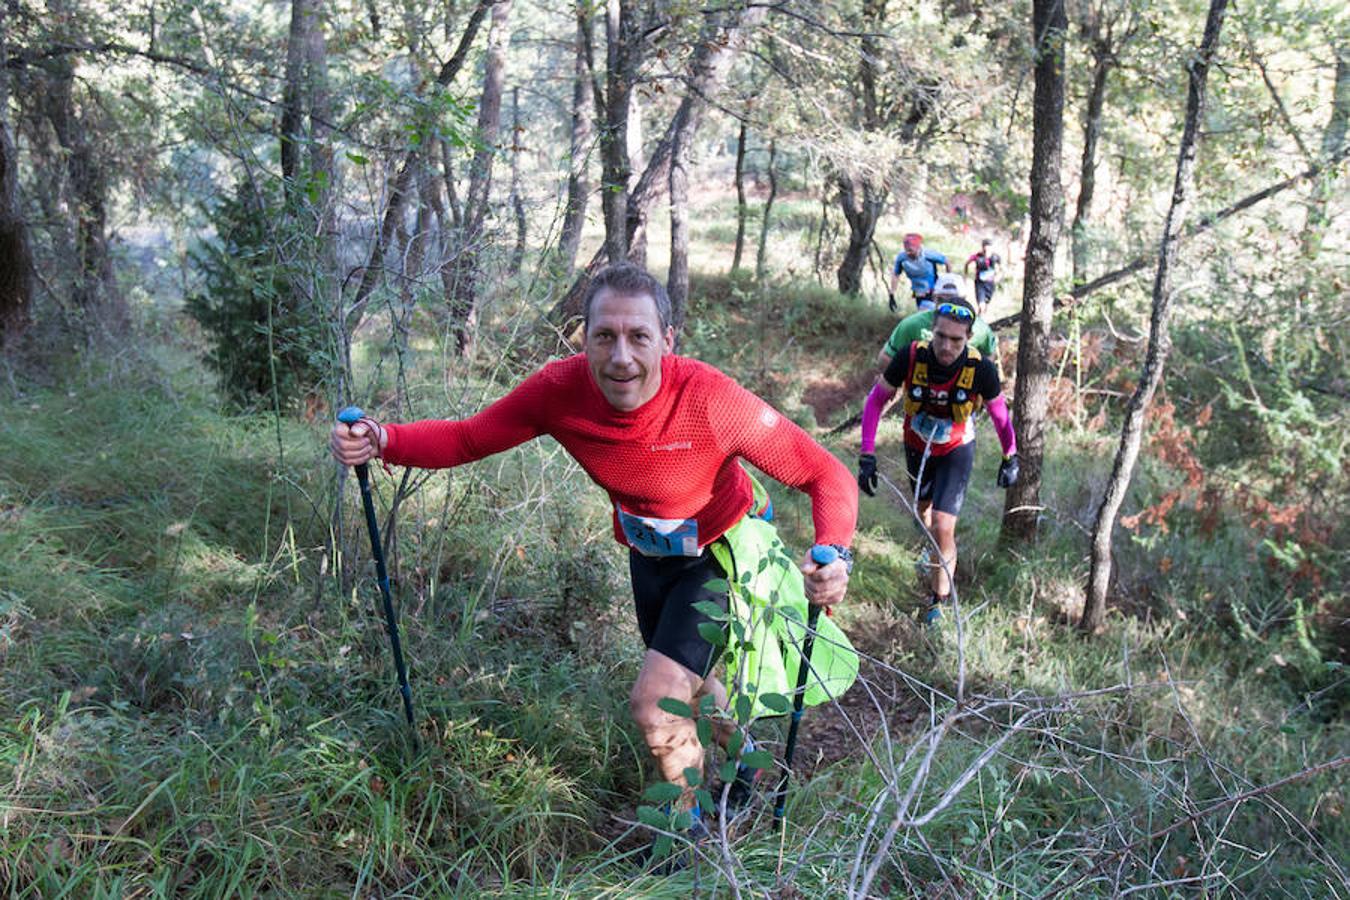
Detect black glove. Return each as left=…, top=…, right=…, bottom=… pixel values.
left=997, top=454, right=1020, bottom=489
left=887, top=291, right=897, bottom=313
left=858, top=453, right=878, bottom=496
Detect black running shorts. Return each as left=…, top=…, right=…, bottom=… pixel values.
left=905, top=441, right=976, bottom=517
left=628, top=548, right=730, bottom=678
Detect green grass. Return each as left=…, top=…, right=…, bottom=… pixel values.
left=1, top=271, right=1345, bottom=896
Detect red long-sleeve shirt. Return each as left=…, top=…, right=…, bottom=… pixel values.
left=382, top=354, right=857, bottom=550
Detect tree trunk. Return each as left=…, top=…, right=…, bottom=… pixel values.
left=400, top=158, right=434, bottom=320
left=755, top=139, right=777, bottom=280
left=732, top=120, right=748, bottom=272
left=0, top=116, right=32, bottom=349
left=833, top=0, right=892, bottom=295
left=343, top=0, right=491, bottom=336
left=626, top=90, right=648, bottom=266
left=39, top=55, right=125, bottom=335
left=813, top=183, right=829, bottom=283
left=1083, top=0, right=1229, bottom=631
left=600, top=0, right=636, bottom=265
left=835, top=172, right=884, bottom=295
left=303, top=0, right=333, bottom=219
left=508, top=87, right=526, bottom=275
left=0, top=13, right=30, bottom=346
left=668, top=118, right=693, bottom=337
left=668, top=5, right=769, bottom=332
left=442, top=141, right=462, bottom=228
left=446, top=0, right=512, bottom=354
left=1304, top=47, right=1349, bottom=257
left=1071, top=40, right=1111, bottom=288
left=279, top=0, right=308, bottom=195
left=557, top=1, right=595, bottom=273
left=547, top=3, right=765, bottom=330
left=999, top=0, right=1068, bottom=543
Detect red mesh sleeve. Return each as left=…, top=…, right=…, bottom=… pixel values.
left=706, top=371, right=858, bottom=547
left=382, top=371, right=549, bottom=469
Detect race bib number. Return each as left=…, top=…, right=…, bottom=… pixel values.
left=978, top=269, right=994, bottom=282
left=911, top=411, right=954, bottom=444
left=617, top=504, right=701, bottom=557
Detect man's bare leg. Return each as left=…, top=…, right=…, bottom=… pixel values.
left=630, top=649, right=707, bottom=808
left=930, top=510, right=959, bottom=598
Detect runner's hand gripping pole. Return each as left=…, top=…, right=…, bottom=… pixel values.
left=337, top=406, right=416, bottom=732
left=773, top=544, right=833, bottom=828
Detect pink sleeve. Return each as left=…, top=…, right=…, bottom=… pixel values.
left=860, top=382, right=895, bottom=454
left=986, top=395, right=1017, bottom=457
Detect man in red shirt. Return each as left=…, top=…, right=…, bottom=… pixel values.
left=331, top=264, right=856, bottom=841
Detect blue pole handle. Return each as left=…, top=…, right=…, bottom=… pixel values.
left=337, top=405, right=365, bottom=425
left=810, top=544, right=838, bottom=566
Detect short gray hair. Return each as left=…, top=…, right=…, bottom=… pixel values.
left=582, top=263, right=672, bottom=332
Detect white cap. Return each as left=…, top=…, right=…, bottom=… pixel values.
left=932, top=273, right=966, bottom=299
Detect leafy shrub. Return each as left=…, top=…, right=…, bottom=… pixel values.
left=186, top=179, right=334, bottom=411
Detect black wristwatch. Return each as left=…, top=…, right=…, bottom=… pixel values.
left=828, top=544, right=854, bottom=575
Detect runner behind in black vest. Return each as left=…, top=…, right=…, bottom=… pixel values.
left=856, top=298, right=1020, bottom=625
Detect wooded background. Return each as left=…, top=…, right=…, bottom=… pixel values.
left=0, top=0, right=1346, bottom=895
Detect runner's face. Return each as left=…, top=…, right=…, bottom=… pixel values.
left=585, top=289, right=674, bottom=411
left=931, top=316, right=970, bottom=366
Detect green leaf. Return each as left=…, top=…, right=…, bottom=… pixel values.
left=697, top=622, right=727, bottom=647
left=693, top=599, right=727, bottom=620
left=695, top=788, right=715, bottom=813
left=683, top=767, right=702, bottom=787
left=719, top=760, right=738, bottom=783
left=643, top=782, right=683, bottom=804
left=698, top=694, right=716, bottom=715
left=696, top=717, right=713, bottom=747
left=637, top=805, right=668, bottom=829
left=742, top=750, right=774, bottom=770
left=727, top=732, right=744, bottom=759
left=651, top=834, right=673, bottom=858
left=658, top=697, right=693, bottom=718
left=673, top=810, right=692, bottom=830
left=735, top=695, right=752, bottom=723
left=760, top=692, right=791, bottom=713
left=701, top=579, right=730, bottom=596
left=345, top=152, right=368, bottom=165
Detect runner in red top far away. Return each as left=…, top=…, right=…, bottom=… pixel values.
left=330, top=263, right=857, bottom=847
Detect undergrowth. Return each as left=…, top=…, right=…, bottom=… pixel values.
left=0, top=270, right=1346, bottom=896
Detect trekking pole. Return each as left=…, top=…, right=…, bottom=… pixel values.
left=773, top=544, right=833, bottom=828
left=337, top=406, right=417, bottom=734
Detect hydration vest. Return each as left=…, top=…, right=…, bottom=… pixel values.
left=901, top=342, right=985, bottom=452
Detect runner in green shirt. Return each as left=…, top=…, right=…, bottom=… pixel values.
left=877, top=274, right=998, bottom=369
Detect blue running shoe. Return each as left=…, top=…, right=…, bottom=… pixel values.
left=922, top=594, right=946, bottom=628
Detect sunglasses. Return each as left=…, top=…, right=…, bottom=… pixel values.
left=936, top=302, right=974, bottom=322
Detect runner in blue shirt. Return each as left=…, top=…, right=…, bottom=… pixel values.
left=888, top=233, right=950, bottom=312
